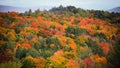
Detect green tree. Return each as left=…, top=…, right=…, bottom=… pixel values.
left=16, top=46, right=27, bottom=59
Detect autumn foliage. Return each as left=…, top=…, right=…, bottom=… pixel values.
left=0, top=6, right=119, bottom=68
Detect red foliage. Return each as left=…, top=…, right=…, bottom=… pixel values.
left=99, top=42, right=109, bottom=55
left=0, top=53, right=13, bottom=63
left=110, top=40, right=115, bottom=45
left=31, top=22, right=38, bottom=28
left=89, top=29, right=95, bottom=35
left=44, top=30, right=52, bottom=36
left=83, top=18, right=91, bottom=25
left=84, top=57, right=92, bottom=68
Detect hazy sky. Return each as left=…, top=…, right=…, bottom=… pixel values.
left=0, top=0, right=120, bottom=10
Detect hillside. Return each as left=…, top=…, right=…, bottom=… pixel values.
left=108, top=7, right=120, bottom=13
left=0, top=6, right=120, bottom=68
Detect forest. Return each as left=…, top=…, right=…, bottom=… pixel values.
left=0, top=5, right=120, bottom=68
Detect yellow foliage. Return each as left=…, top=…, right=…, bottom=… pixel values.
left=10, top=22, right=17, bottom=28
left=0, top=27, right=8, bottom=37
left=20, top=31, right=30, bottom=36
left=50, top=43, right=55, bottom=48
left=58, top=36, right=67, bottom=46
left=25, top=56, right=45, bottom=68
left=7, top=30, right=16, bottom=41
left=50, top=50, right=67, bottom=66
left=78, top=35, right=86, bottom=44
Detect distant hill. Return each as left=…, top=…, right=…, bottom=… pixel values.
left=108, top=7, right=120, bottom=13
left=0, top=5, right=51, bottom=13
left=0, top=5, right=28, bottom=13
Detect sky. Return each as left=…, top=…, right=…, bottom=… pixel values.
left=0, top=0, right=120, bottom=10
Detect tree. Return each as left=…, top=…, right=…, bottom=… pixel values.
left=21, top=56, right=34, bottom=68
left=26, top=48, right=40, bottom=57
left=15, top=46, right=27, bottom=59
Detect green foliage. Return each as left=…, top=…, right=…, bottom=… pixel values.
left=65, top=26, right=74, bottom=35
left=5, top=41, right=16, bottom=51
left=0, top=61, right=22, bottom=68
left=74, top=19, right=80, bottom=24
left=33, top=42, right=41, bottom=51
left=0, top=41, right=15, bottom=53
left=86, top=39, right=104, bottom=56
left=45, top=36, right=60, bottom=50
left=65, top=26, right=86, bottom=37
left=114, top=39, right=120, bottom=54
left=15, top=46, right=27, bottom=59
left=0, top=34, right=8, bottom=41
left=94, top=33, right=107, bottom=42
left=80, top=46, right=93, bottom=59
left=26, top=48, right=40, bottom=57
left=111, top=39, right=120, bottom=68
left=38, top=49, right=54, bottom=59
left=21, top=58, right=34, bottom=68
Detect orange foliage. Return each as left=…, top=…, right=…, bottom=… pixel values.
left=70, top=16, right=75, bottom=24
left=80, top=46, right=86, bottom=52
left=6, top=49, right=12, bottom=54
left=66, top=59, right=79, bottom=68
left=32, top=57, right=45, bottom=68
left=68, top=38, right=77, bottom=52
left=25, top=56, right=45, bottom=68
left=29, top=37, right=38, bottom=45
left=22, top=43, right=31, bottom=49
left=7, top=30, right=16, bottom=41
left=37, top=16, right=43, bottom=22
left=58, top=36, right=67, bottom=46
left=50, top=43, right=55, bottom=48
left=93, top=54, right=107, bottom=64
left=14, top=42, right=21, bottom=53
left=20, top=31, right=30, bottom=36
left=8, top=12, right=18, bottom=17
left=0, top=40, right=5, bottom=45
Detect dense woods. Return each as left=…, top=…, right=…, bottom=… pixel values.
left=0, top=5, right=120, bottom=68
